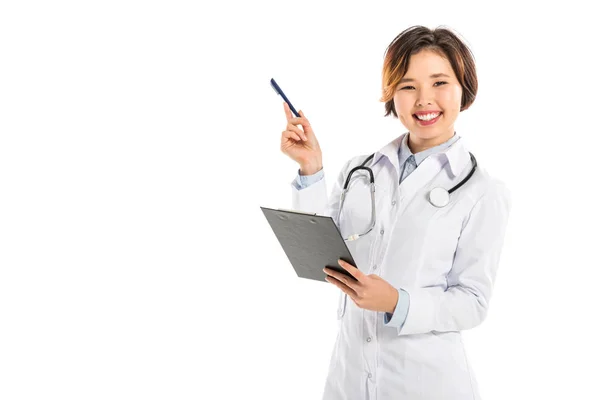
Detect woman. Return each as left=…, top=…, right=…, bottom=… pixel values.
left=280, top=25, right=511, bottom=400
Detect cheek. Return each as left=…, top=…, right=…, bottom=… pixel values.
left=394, top=95, right=413, bottom=120
left=439, top=86, right=462, bottom=113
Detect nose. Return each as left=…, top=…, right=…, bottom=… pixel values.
left=416, top=87, right=434, bottom=107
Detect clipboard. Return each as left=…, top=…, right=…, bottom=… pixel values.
left=260, top=206, right=358, bottom=283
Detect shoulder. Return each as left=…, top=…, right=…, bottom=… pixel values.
left=465, top=165, right=512, bottom=212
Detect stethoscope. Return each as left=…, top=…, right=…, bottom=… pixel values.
left=336, top=151, right=478, bottom=241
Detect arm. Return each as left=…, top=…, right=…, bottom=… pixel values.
left=396, top=181, right=512, bottom=336
left=292, top=168, right=324, bottom=190
left=291, top=158, right=353, bottom=226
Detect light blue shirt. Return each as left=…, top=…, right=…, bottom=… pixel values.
left=292, top=132, right=460, bottom=331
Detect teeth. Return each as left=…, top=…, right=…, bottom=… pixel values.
left=416, top=112, right=440, bottom=121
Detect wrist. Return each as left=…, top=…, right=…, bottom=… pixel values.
left=387, top=288, right=399, bottom=314
left=299, top=162, right=323, bottom=176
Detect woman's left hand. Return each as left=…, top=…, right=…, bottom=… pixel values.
left=324, top=260, right=399, bottom=314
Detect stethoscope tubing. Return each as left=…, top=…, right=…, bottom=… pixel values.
left=337, top=151, right=477, bottom=241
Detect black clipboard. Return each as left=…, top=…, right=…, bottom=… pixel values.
left=260, top=206, right=358, bottom=283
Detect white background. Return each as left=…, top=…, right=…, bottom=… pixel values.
left=1, top=1, right=598, bottom=399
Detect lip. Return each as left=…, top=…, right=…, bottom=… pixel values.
left=414, top=110, right=442, bottom=116
left=413, top=112, right=442, bottom=126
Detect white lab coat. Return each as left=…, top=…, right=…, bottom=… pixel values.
left=291, top=133, right=511, bottom=400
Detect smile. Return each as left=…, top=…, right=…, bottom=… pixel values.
left=413, top=112, right=442, bottom=125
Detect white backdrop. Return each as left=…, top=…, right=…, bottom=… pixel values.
left=1, top=1, right=598, bottom=399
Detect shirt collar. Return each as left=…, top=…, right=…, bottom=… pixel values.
left=398, top=132, right=460, bottom=167
left=373, top=132, right=469, bottom=178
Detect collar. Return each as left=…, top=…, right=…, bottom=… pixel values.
left=398, top=132, right=460, bottom=167
left=372, top=132, right=470, bottom=178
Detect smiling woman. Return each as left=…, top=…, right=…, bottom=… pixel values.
left=381, top=26, right=478, bottom=152
left=280, top=25, right=511, bottom=400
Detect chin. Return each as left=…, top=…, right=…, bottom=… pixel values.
left=411, top=130, right=444, bottom=140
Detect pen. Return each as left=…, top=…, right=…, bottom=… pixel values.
left=270, top=78, right=300, bottom=118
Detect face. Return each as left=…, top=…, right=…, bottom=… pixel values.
left=393, top=49, right=463, bottom=150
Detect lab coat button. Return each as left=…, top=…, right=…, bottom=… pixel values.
left=368, top=373, right=372, bottom=379
left=380, top=229, right=384, bottom=235
left=373, top=264, right=377, bottom=270
left=392, top=200, right=396, bottom=206
left=367, top=337, right=372, bottom=342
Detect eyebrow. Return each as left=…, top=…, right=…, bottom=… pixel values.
left=399, top=73, right=450, bottom=83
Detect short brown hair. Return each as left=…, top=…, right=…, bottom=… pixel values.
left=380, top=25, right=478, bottom=118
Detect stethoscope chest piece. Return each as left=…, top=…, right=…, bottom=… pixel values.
left=429, top=187, right=450, bottom=208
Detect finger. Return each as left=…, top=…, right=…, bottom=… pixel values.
left=282, top=130, right=302, bottom=142
left=323, top=267, right=359, bottom=291
left=283, top=102, right=293, bottom=121
left=290, top=132, right=302, bottom=142
left=288, top=116, right=310, bottom=127
left=286, top=123, right=308, bottom=141
left=338, top=259, right=365, bottom=282
left=287, top=110, right=314, bottom=140
left=288, top=115, right=313, bottom=135
left=325, top=275, right=357, bottom=299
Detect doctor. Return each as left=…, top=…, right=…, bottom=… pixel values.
left=279, top=26, right=511, bottom=400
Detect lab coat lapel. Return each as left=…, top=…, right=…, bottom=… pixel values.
left=398, top=155, right=446, bottom=204
left=397, top=137, right=472, bottom=206
left=374, top=134, right=405, bottom=184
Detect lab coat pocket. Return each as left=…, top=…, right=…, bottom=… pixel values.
left=337, top=292, right=347, bottom=319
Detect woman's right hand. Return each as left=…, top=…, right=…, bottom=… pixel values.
left=280, top=102, right=323, bottom=175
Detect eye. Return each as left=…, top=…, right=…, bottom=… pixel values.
left=398, top=81, right=448, bottom=91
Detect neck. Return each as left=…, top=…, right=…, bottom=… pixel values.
left=407, top=131, right=455, bottom=154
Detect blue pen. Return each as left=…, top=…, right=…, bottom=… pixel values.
left=270, top=78, right=300, bottom=118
